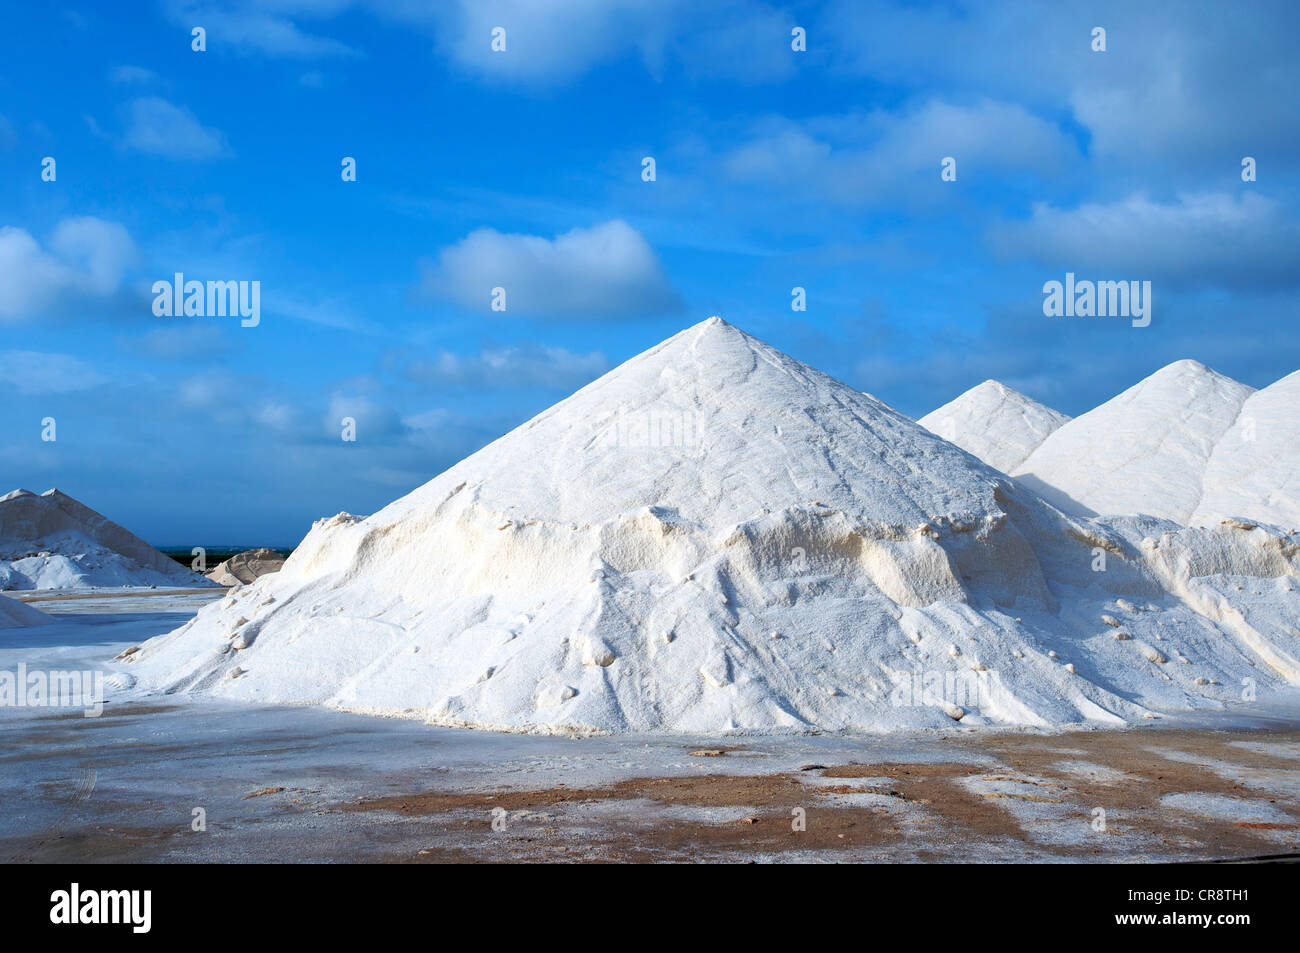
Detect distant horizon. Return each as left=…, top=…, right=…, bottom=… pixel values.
left=154, top=543, right=296, bottom=552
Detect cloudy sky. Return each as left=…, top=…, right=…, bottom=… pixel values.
left=2, top=0, right=1298, bottom=544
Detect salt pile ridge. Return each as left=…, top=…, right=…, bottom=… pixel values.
left=0, top=592, right=52, bottom=628
left=0, top=489, right=211, bottom=590
left=1192, top=370, right=1300, bottom=533
left=919, top=380, right=1069, bottom=474
left=1012, top=361, right=1254, bottom=523
left=128, top=319, right=1300, bottom=734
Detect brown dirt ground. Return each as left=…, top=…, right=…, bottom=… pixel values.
left=341, top=728, right=1300, bottom=863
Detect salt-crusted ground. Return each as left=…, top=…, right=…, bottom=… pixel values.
left=2, top=592, right=1298, bottom=863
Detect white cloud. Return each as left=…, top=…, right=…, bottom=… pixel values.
left=990, top=192, right=1300, bottom=290
left=403, top=407, right=452, bottom=432
left=124, top=98, right=228, bottom=159
left=0, top=229, right=74, bottom=319
left=162, top=0, right=793, bottom=84
left=0, top=218, right=139, bottom=322
left=49, top=218, right=141, bottom=294
left=722, top=99, right=1076, bottom=205
left=255, top=401, right=299, bottom=431
left=111, top=65, right=158, bottom=84
left=176, top=369, right=316, bottom=435
left=165, top=1, right=357, bottom=58
left=424, top=0, right=669, bottom=83
left=420, top=220, right=681, bottom=319
left=419, top=0, right=795, bottom=84
left=817, top=0, right=1300, bottom=169
left=404, top=343, right=610, bottom=390
left=0, top=351, right=108, bottom=394
left=177, top=369, right=236, bottom=409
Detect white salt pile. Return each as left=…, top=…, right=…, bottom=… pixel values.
left=0, top=489, right=212, bottom=590
left=1192, top=370, right=1300, bottom=532
left=1012, top=361, right=1254, bottom=523
left=929, top=365, right=1300, bottom=532
left=127, top=319, right=1300, bottom=734
left=0, top=592, right=52, bottom=628
left=207, top=548, right=287, bottom=587
left=919, top=380, right=1069, bottom=474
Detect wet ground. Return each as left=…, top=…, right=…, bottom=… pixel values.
left=2, top=589, right=1298, bottom=863
left=3, top=698, right=1299, bottom=863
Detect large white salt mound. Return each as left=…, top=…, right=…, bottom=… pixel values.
left=0, top=592, right=52, bottom=628
left=0, top=489, right=212, bottom=590
left=1191, top=370, right=1300, bottom=532
left=1013, top=361, right=1254, bottom=522
left=920, top=380, right=1069, bottom=474
left=127, top=320, right=1300, bottom=734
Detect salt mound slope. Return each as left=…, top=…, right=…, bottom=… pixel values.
left=0, top=489, right=211, bottom=590
left=919, top=380, right=1069, bottom=474
left=128, top=319, right=1300, bottom=734
left=1192, top=370, right=1300, bottom=532
left=0, top=592, right=52, bottom=628
left=1013, top=361, right=1254, bottom=522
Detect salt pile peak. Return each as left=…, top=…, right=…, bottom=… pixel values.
left=364, top=315, right=1007, bottom=533
left=919, top=380, right=1069, bottom=474
left=126, top=319, right=1300, bottom=734
left=1192, top=369, right=1300, bottom=532
left=1012, top=361, right=1254, bottom=522
left=0, top=488, right=211, bottom=590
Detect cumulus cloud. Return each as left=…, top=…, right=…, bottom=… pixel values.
left=0, top=229, right=75, bottom=319
left=721, top=99, right=1077, bottom=205
left=124, top=97, right=228, bottom=159
left=990, top=192, right=1300, bottom=290
left=0, top=351, right=108, bottom=394
left=0, top=218, right=139, bottom=322
left=164, top=1, right=357, bottom=58
left=49, top=218, right=142, bottom=293
left=159, top=0, right=794, bottom=83
left=818, top=0, right=1300, bottom=170
left=419, top=220, right=682, bottom=319
left=419, top=0, right=667, bottom=83
left=420, top=0, right=795, bottom=84
left=176, top=369, right=319, bottom=436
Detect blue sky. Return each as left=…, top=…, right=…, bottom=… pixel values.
left=1, top=0, right=1298, bottom=545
